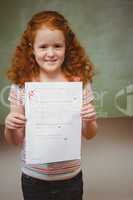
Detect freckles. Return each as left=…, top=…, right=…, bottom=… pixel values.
left=37, top=53, right=45, bottom=59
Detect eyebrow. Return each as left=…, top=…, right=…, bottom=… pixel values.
left=39, top=42, right=65, bottom=46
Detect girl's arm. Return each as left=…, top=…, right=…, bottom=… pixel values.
left=4, top=103, right=26, bottom=146
left=81, top=102, right=98, bottom=140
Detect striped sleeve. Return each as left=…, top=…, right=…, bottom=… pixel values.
left=83, top=82, right=95, bottom=105
left=8, top=84, right=25, bottom=105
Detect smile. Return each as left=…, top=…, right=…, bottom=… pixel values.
left=45, top=60, right=57, bottom=62
left=44, top=60, right=57, bottom=65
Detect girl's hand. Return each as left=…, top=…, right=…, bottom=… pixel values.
left=81, top=103, right=97, bottom=121
left=5, top=112, right=26, bottom=130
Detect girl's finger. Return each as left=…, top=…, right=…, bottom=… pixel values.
left=13, top=113, right=26, bottom=120
left=7, top=121, right=24, bottom=128
left=81, top=104, right=94, bottom=111
left=81, top=106, right=95, bottom=114
left=81, top=104, right=94, bottom=109
left=6, top=125, right=16, bottom=130
left=81, top=108, right=95, bottom=114
left=10, top=117, right=26, bottom=125
left=82, top=116, right=97, bottom=121
left=82, top=112, right=96, bottom=118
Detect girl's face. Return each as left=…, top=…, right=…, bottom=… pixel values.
left=33, top=26, right=65, bottom=75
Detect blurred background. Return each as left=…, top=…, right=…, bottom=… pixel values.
left=0, top=0, right=133, bottom=199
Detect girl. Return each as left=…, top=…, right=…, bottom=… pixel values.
left=5, top=10, right=97, bottom=200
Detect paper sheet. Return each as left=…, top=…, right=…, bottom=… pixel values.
left=25, top=82, right=82, bottom=164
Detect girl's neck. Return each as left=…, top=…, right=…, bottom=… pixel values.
left=34, top=69, right=68, bottom=82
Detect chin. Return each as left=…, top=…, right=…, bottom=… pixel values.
left=42, top=65, right=62, bottom=71
left=41, top=67, right=60, bottom=73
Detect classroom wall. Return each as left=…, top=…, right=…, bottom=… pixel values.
left=0, top=0, right=133, bottom=123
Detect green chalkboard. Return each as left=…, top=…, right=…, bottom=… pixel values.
left=0, top=0, right=133, bottom=124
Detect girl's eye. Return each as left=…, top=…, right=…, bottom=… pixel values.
left=39, top=44, right=63, bottom=49
left=40, top=45, right=47, bottom=49
left=55, top=45, right=62, bottom=48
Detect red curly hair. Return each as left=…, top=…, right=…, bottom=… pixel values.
left=7, top=10, right=95, bottom=87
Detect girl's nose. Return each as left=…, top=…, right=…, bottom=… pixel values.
left=47, top=47, right=55, bottom=57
